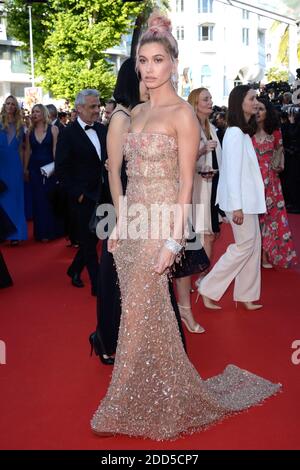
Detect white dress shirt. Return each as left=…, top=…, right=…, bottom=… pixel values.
left=216, top=126, right=266, bottom=214
left=77, top=116, right=101, bottom=160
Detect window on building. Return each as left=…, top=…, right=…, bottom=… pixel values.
left=200, top=64, right=212, bottom=87
left=198, top=0, right=213, bottom=14
left=223, top=66, right=229, bottom=96
left=176, top=26, right=184, bottom=40
left=176, top=0, right=184, bottom=12
left=11, top=82, right=28, bottom=98
left=242, top=28, right=249, bottom=46
left=242, top=9, right=249, bottom=20
left=257, top=30, right=265, bottom=47
left=11, top=49, right=28, bottom=73
left=266, top=53, right=271, bottom=62
left=198, top=24, right=214, bottom=41
left=0, top=44, right=10, bottom=60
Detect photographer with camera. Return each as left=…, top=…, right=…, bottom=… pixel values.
left=280, top=69, right=300, bottom=214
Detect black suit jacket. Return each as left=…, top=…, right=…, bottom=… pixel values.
left=55, top=119, right=107, bottom=203
left=53, top=118, right=66, bottom=133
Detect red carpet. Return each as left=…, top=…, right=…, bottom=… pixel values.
left=0, top=217, right=300, bottom=450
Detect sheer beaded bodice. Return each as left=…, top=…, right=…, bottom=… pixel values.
left=124, top=133, right=179, bottom=206
left=91, top=133, right=281, bottom=441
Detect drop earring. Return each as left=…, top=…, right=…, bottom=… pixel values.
left=171, top=72, right=177, bottom=89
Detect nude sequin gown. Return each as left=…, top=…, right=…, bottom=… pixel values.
left=91, top=133, right=281, bottom=440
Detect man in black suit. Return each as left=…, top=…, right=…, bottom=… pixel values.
left=46, top=104, right=65, bottom=133
left=55, top=89, right=107, bottom=295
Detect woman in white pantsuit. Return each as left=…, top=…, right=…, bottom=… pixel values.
left=197, top=85, right=266, bottom=310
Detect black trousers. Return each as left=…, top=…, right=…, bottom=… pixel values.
left=0, top=251, right=13, bottom=288
left=95, top=238, right=186, bottom=356
left=68, top=197, right=98, bottom=290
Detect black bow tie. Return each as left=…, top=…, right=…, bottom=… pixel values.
left=85, top=124, right=96, bottom=131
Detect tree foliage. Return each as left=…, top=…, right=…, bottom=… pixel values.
left=5, top=0, right=158, bottom=101
left=266, top=66, right=289, bottom=82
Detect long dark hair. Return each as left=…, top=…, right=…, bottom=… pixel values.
left=255, top=97, right=280, bottom=135
left=113, top=58, right=140, bottom=109
left=227, top=85, right=256, bottom=135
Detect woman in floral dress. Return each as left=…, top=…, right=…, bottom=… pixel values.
left=252, top=97, right=297, bottom=268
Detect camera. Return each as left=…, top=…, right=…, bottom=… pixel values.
left=282, top=104, right=300, bottom=115
left=264, top=81, right=291, bottom=105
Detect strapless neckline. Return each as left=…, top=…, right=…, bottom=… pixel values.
left=127, top=132, right=177, bottom=144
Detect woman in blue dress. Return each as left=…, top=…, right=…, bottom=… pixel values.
left=0, top=95, right=27, bottom=243
left=24, top=104, right=63, bottom=241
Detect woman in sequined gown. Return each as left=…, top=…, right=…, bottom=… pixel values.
left=91, top=12, right=281, bottom=441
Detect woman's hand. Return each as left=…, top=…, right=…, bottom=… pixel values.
left=153, top=245, right=176, bottom=275
left=24, top=169, right=29, bottom=182
left=232, top=209, right=244, bottom=225
left=274, top=166, right=284, bottom=173
left=104, top=159, right=110, bottom=172
left=205, top=140, right=217, bottom=153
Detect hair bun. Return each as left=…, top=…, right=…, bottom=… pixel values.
left=147, top=10, right=172, bottom=34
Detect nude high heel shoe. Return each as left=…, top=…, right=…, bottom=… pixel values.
left=195, top=279, right=221, bottom=310
left=178, top=304, right=205, bottom=333
left=241, top=302, right=263, bottom=311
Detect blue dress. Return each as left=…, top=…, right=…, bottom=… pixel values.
left=29, top=125, right=64, bottom=240
left=0, top=123, right=27, bottom=241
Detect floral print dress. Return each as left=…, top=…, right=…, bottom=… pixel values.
left=252, top=129, right=298, bottom=268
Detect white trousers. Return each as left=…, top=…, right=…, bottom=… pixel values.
left=200, top=213, right=261, bottom=302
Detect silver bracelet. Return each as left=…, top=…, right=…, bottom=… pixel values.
left=164, top=238, right=183, bottom=255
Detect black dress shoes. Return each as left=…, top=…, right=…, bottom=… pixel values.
left=89, top=332, right=115, bottom=365
left=67, top=268, right=84, bottom=288
left=71, top=273, right=84, bottom=288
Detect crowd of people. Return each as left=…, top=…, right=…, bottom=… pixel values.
left=0, top=9, right=299, bottom=440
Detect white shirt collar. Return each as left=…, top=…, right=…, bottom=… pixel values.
left=77, top=116, right=95, bottom=131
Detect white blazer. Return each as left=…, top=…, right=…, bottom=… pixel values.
left=216, top=126, right=266, bottom=214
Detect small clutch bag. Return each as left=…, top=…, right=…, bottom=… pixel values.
left=271, top=148, right=284, bottom=171
left=40, top=162, right=55, bottom=178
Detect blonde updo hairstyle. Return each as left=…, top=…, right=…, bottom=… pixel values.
left=137, top=10, right=179, bottom=62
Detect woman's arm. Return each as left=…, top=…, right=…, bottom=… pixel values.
left=51, top=125, right=59, bottom=159
left=108, top=111, right=130, bottom=218
left=23, top=131, right=31, bottom=180
left=154, top=105, right=199, bottom=274
left=273, top=128, right=284, bottom=171
left=223, top=127, right=243, bottom=211
left=174, top=105, right=199, bottom=239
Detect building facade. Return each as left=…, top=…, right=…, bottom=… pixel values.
left=169, top=0, right=298, bottom=104
left=0, top=1, right=31, bottom=102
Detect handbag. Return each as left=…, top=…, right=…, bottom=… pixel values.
left=40, top=162, right=55, bottom=178
left=271, top=147, right=284, bottom=171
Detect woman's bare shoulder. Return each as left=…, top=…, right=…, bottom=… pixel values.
left=131, top=102, right=148, bottom=118
left=172, top=99, right=197, bottom=128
